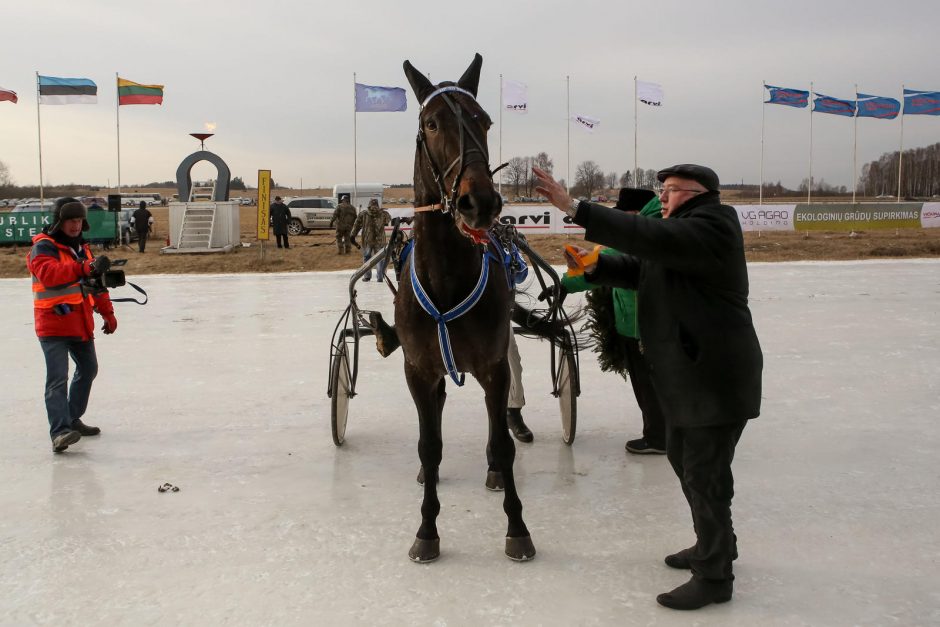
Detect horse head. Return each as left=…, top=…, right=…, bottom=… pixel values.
left=403, top=53, right=503, bottom=239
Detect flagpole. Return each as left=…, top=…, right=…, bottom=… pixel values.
left=897, top=84, right=904, bottom=203
left=498, top=74, right=503, bottom=197
left=353, top=72, right=358, bottom=205
left=852, top=83, right=858, bottom=204
left=566, top=75, right=570, bottom=194
left=808, top=81, right=814, bottom=204
left=759, top=81, right=765, bottom=206
left=36, top=72, right=44, bottom=206
left=116, top=72, right=122, bottom=194
left=634, top=75, right=638, bottom=187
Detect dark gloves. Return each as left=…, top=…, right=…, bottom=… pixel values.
left=101, top=312, right=118, bottom=334
left=537, top=284, right=567, bottom=303
left=89, top=255, right=111, bottom=276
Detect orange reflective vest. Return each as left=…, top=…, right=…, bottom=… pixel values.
left=29, top=235, right=93, bottom=309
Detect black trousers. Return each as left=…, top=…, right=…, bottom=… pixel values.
left=138, top=230, right=148, bottom=253
left=276, top=234, right=289, bottom=248
left=622, top=337, right=666, bottom=447
left=666, top=420, right=747, bottom=582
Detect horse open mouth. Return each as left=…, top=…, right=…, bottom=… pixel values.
left=457, top=215, right=493, bottom=243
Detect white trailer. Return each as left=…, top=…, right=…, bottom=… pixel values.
left=332, top=183, right=385, bottom=211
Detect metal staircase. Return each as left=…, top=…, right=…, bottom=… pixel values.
left=176, top=206, right=216, bottom=250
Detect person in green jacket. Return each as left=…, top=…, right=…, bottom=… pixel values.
left=561, top=188, right=666, bottom=454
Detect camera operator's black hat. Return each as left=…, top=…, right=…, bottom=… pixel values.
left=613, top=188, right=656, bottom=212
left=656, top=164, right=720, bottom=192
left=50, top=198, right=89, bottom=234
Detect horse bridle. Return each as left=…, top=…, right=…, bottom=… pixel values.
left=414, top=86, right=508, bottom=215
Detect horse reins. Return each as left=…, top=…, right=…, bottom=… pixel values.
left=413, top=86, right=507, bottom=215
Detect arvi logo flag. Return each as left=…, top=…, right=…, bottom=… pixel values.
left=813, top=93, right=856, bottom=117
left=765, top=84, right=809, bottom=108
left=0, top=86, right=16, bottom=104
left=903, top=89, right=940, bottom=116
left=38, top=75, right=97, bottom=104
left=637, top=80, right=663, bottom=106
left=502, top=79, right=528, bottom=113
left=570, top=113, right=600, bottom=133
left=856, top=93, right=900, bottom=119
left=355, top=83, right=407, bottom=112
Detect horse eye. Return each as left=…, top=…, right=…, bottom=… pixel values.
left=426, top=120, right=438, bottom=132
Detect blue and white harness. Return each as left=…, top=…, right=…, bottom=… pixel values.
left=406, top=234, right=527, bottom=386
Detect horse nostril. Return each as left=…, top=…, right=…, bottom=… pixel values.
left=456, top=194, right=474, bottom=212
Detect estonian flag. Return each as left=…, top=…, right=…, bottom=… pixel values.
left=38, top=75, right=97, bottom=104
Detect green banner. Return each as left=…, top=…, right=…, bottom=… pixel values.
left=0, top=210, right=118, bottom=244
left=793, top=203, right=923, bottom=231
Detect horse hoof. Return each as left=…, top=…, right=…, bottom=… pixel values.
left=409, top=537, right=440, bottom=563
left=505, top=536, right=536, bottom=561
left=416, top=466, right=425, bottom=485
left=485, top=470, right=504, bottom=492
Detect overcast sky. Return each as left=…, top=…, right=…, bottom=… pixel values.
left=2, top=0, right=938, bottom=191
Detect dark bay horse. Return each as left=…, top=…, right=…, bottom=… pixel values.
left=396, top=54, right=535, bottom=563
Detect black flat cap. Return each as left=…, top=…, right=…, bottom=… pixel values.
left=656, top=164, right=720, bottom=192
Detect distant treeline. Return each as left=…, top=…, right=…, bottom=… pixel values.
left=859, top=142, right=940, bottom=198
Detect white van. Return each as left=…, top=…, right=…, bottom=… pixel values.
left=121, top=195, right=159, bottom=207
left=333, top=183, right=385, bottom=211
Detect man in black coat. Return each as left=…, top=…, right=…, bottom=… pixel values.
left=269, top=196, right=291, bottom=249
left=132, top=201, right=153, bottom=253
left=534, top=163, right=763, bottom=610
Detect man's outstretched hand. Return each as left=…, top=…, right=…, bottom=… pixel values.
left=533, top=166, right=574, bottom=213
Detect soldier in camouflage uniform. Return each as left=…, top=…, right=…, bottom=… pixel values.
left=351, top=199, right=391, bottom=281
left=332, top=195, right=358, bottom=254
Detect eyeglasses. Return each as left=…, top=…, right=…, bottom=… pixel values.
left=655, top=186, right=704, bottom=196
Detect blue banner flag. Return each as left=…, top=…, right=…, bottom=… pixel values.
left=856, top=93, right=900, bottom=119
left=765, top=84, right=809, bottom=108
left=813, top=93, right=856, bottom=117
left=37, top=75, right=97, bottom=104
left=354, top=83, right=407, bottom=112
left=903, top=89, right=940, bottom=116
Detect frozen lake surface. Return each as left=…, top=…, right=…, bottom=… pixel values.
left=1, top=259, right=938, bottom=625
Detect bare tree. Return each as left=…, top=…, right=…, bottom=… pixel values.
left=0, top=159, right=11, bottom=187
left=506, top=157, right=528, bottom=198
left=619, top=171, right=633, bottom=188
left=605, top=171, right=618, bottom=190
left=574, top=160, right=605, bottom=198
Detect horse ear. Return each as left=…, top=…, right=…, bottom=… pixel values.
left=403, top=60, right=435, bottom=103
left=456, top=53, right=483, bottom=97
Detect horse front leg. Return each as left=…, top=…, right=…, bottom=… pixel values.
left=482, top=358, right=536, bottom=561
left=405, top=363, right=445, bottom=563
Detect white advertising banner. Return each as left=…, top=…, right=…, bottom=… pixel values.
left=733, top=204, right=796, bottom=231
left=921, top=203, right=940, bottom=229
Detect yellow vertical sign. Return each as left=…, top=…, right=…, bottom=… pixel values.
left=257, top=170, right=271, bottom=240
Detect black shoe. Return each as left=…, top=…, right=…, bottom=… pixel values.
left=507, top=408, right=533, bottom=443
left=656, top=577, right=732, bottom=610
left=71, top=419, right=101, bottom=436
left=625, top=438, right=666, bottom=455
left=52, top=430, right=81, bottom=453
left=666, top=545, right=737, bottom=569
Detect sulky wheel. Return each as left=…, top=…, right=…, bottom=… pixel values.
left=330, top=343, right=352, bottom=446
left=557, top=348, right=577, bottom=445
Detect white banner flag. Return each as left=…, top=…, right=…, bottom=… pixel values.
left=637, top=80, right=663, bottom=106
left=570, top=113, right=600, bottom=133
left=502, top=79, right=528, bottom=114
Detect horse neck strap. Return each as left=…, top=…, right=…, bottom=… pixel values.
left=421, top=86, right=477, bottom=109
left=409, top=243, right=493, bottom=386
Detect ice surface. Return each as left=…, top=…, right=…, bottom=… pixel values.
left=1, top=260, right=938, bottom=625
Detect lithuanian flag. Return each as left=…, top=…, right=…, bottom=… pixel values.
left=118, top=77, right=164, bottom=105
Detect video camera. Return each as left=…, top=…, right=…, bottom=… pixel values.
left=80, top=257, right=127, bottom=294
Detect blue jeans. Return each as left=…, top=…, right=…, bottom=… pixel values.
left=39, top=338, right=98, bottom=439
left=362, top=244, right=387, bottom=281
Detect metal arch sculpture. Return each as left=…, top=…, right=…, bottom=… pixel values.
left=175, top=150, right=231, bottom=202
